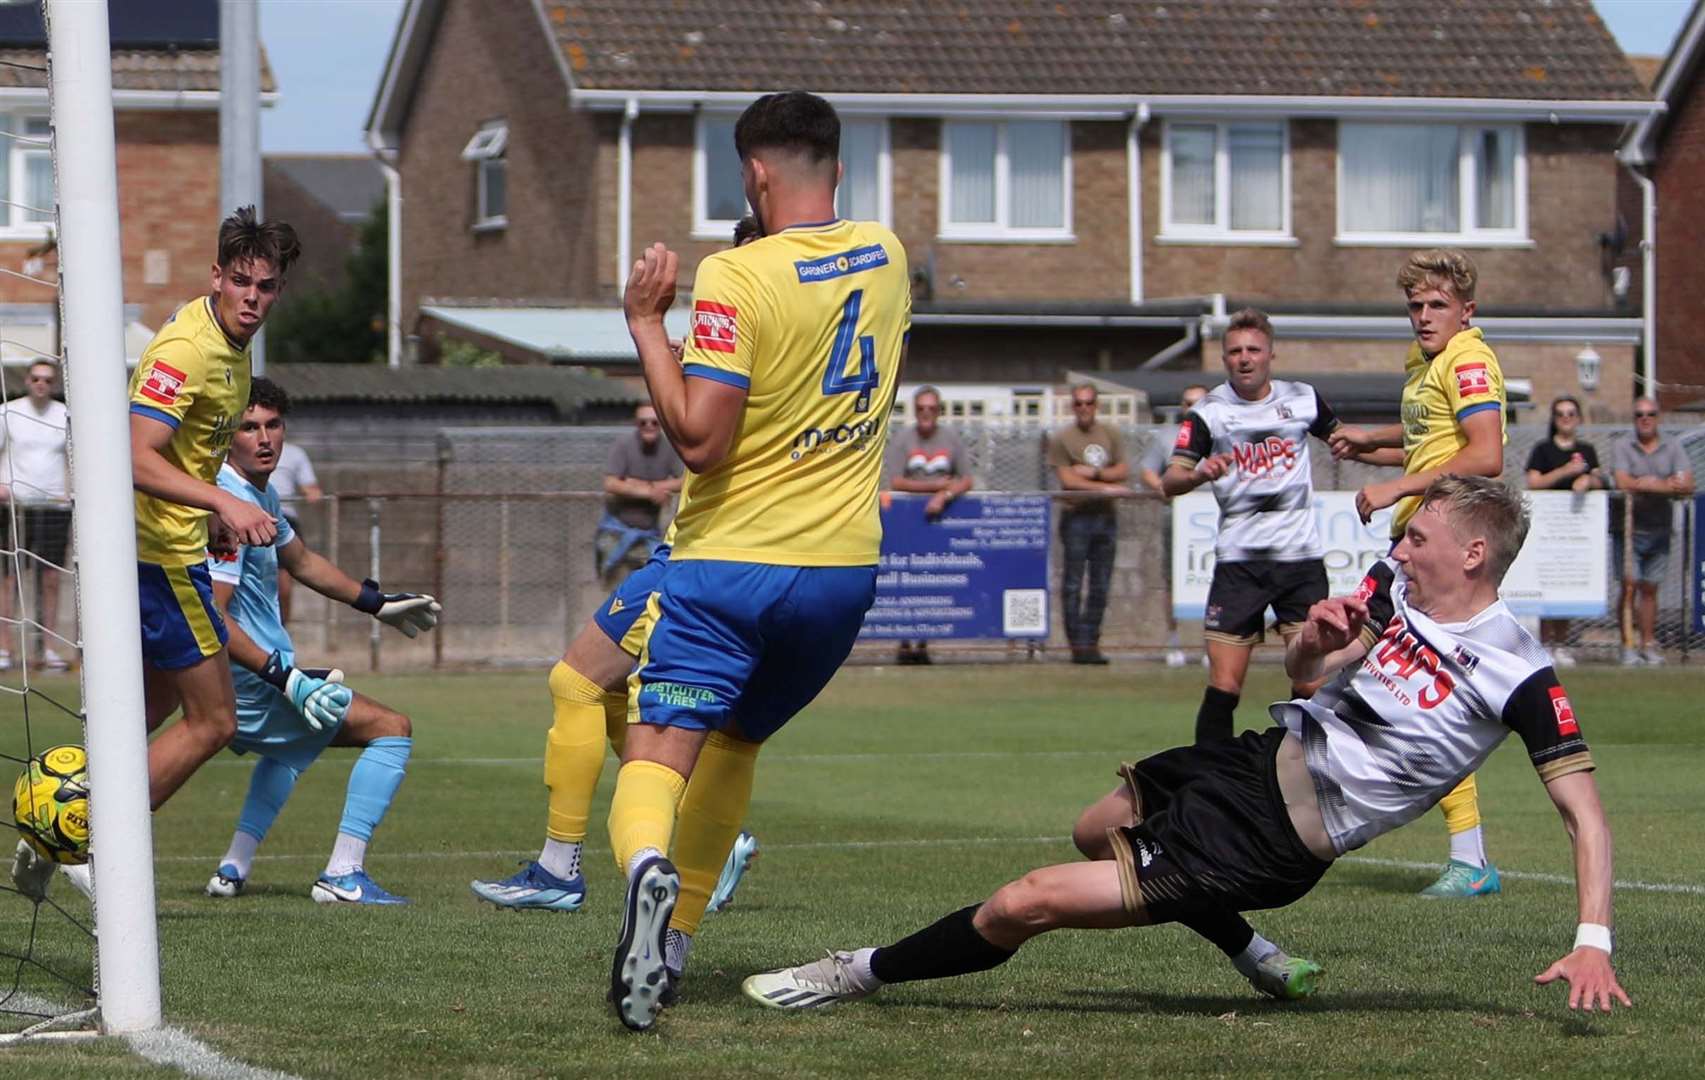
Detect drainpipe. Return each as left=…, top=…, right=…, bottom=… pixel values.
left=367, top=129, right=403, bottom=368
left=617, top=97, right=638, bottom=296
left=1630, top=165, right=1657, bottom=396
left=1127, top=103, right=1149, bottom=305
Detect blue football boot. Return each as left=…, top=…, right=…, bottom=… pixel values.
left=469, top=860, right=586, bottom=912
left=311, top=868, right=409, bottom=905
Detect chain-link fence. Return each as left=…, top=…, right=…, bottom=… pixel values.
left=277, top=422, right=1704, bottom=670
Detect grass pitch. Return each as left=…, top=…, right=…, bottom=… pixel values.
left=3, top=663, right=1703, bottom=1078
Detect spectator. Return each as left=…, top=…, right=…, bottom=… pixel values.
left=1140, top=383, right=1208, bottom=668
left=0, top=361, right=70, bottom=670
left=597, top=403, right=683, bottom=585
left=887, top=385, right=973, bottom=665
left=1610, top=397, right=1693, bottom=666
left=267, top=437, right=323, bottom=624
left=1048, top=383, right=1135, bottom=665
left=1523, top=395, right=1602, bottom=667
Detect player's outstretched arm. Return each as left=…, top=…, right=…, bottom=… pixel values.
left=624, top=242, right=747, bottom=471
left=1327, top=422, right=1404, bottom=459
left=1354, top=409, right=1502, bottom=523
left=1533, top=771, right=1631, bottom=1012
left=279, top=537, right=441, bottom=638
left=1284, top=596, right=1370, bottom=684
left=131, top=414, right=276, bottom=547
left=1160, top=454, right=1234, bottom=498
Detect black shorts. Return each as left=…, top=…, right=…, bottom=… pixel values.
left=1107, top=728, right=1330, bottom=921
left=1203, top=558, right=1327, bottom=646
left=0, top=506, right=72, bottom=568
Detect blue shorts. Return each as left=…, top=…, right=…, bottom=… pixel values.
left=1613, top=530, right=1671, bottom=585
left=138, top=561, right=228, bottom=670
left=229, top=669, right=341, bottom=773
left=631, top=559, right=876, bottom=742
left=593, top=544, right=670, bottom=657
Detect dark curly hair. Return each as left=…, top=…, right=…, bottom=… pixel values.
left=246, top=376, right=291, bottom=416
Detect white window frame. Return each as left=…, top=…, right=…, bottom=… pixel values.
left=0, top=113, right=53, bottom=240
left=1157, top=120, right=1294, bottom=246
left=462, top=121, right=509, bottom=232
left=693, top=113, right=892, bottom=239
left=938, top=119, right=1074, bottom=243
left=1335, top=121, right=1530, bottom=248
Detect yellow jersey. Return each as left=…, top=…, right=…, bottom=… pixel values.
left=129, top=297, right=252, bottom=566
left=672, top=219, right=910, bottom=566
left=1393, top=327, right=1506, bottom=537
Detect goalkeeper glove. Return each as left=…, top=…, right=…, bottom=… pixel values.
left=352, top=578, right=442, bottom=638
left=260, top=651, right=352, bottom=732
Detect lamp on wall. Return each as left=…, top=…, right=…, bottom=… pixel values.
left=1575, top=345, right=1602, bottom=393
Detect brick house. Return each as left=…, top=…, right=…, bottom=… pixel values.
left=0, top=0, right=274, bottom=368
left=367, top=0, right=1654, bottom=422
left=1620, top=1, right=1705, bottom=412
left=262, top=155, right=385, bottom=296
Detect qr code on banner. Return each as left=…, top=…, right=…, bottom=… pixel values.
left=1002, top=589, right=1047, bottom=636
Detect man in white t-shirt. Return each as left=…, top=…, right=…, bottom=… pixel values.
left=268, top=439, right=322, bottom=624
left=0, top=361, right=71, bottom=669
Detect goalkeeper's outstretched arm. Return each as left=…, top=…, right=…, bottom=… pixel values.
left=278, top=534, right=442, bottom=637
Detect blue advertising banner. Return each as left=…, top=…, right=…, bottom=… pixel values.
left=1694, top=495, right=1705, bottom=634
left=860, top=494, right=1051, bottom=640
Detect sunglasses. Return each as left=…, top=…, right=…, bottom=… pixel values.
left=1071, top=400, right=1097, bottom=408
left=1634, top=411, right=1659, bottom=418
left=1552, top=410, right=1578, bottom=419
left=636, top=418, right=660, bottom=427
left=914, top=404, right=941, bottom=414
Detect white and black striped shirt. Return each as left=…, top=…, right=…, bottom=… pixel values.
left=1273, top=560, right=1595, bottom=855
left=1170, top=380, right=1338, bottom=563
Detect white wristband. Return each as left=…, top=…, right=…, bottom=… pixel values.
left=1574, top=922, right=1612, bottom=954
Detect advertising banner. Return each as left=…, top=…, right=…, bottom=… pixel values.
left=861, top=494, right=1051, bottom=640
left=1171, top=490, right=1609, bottom=620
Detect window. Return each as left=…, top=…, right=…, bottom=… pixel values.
left=1160, top=121, right=1289, bottom=241
left=461, top=121, right=508, bottom=230
left=1337, top=122, right=1525, bottom=244
left=940, top=119, right=1071, bottom=240
left=695, top=114, right=889, bottom=236
left=0, top=115, right=53, bottom=235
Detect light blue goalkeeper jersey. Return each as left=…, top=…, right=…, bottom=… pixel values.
left=206, top=463, right=297, bottom=668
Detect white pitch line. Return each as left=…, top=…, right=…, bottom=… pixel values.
left=152, top=837, right=1705, bottom=896
left=1339, top=854, right=1705, bottom=897
left=2, top=993, right=303, bottom=1079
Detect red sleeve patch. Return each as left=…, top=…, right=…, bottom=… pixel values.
left=1454, top=361, right=1491, bottom=398
left=691, top=300, right=738, bottom=354
left=1548, top=685, right=1579, bottom=736
left=138, top=360, right=187, bottom=407
left=1353, top=574, right=1378, bottom=603
left=1173, top=419, right=1193, bottom=450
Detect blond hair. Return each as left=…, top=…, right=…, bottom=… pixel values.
left=1397, top=248, right=1478, bottom=302
left=1418, top=475, right=1530, bottom=583
left=1224, top=307, right=1274, bottom=345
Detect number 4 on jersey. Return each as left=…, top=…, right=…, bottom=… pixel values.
left=822, top=288, right=879, bottom=413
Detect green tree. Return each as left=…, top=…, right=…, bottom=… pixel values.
left=269, top=201, right=387, bottom=364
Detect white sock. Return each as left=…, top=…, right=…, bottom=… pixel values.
left=847, top=947, right=883, bottom=990
left=626, top=846, right=664, bottom=879
left=324, top=832, right=368, bottom=878
left=1230, top=933, right=1280, bottom=980
left=665, top=928, right=692, bottom=976
left=1448, top=826, right=1487, bottom=869
left=539, top=838, right=581, bottom=880
left=221, top=832, right=261, bottom=879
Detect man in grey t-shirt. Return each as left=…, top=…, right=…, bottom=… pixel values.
left=886, top=386, right=972, bottom=664
left=1609, top=397, right=1694, bottom=665
left=598, top=403, right=683, bottom=584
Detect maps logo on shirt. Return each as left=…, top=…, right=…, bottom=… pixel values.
left=1454, top=361, right=1491, bottom=398
left=1548, top=685, right=1579, bottom=737
left=691, top=301, right=737, bottom=354
left=139, top=361, right=187, bottom=407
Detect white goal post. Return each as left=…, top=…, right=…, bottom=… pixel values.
left=45, top=0, right=161, bottom=1034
